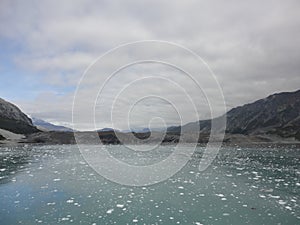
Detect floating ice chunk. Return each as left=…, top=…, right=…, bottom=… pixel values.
left=261, top=188, right=273, bottom=193
left=268, top=194, right=280, bottom=199
left=47, top=202, right=56, bottom=206
left=216, top=194, right=224, bottom=197
left=278, top=200, right=286, bottom=205
left=106, top=209, right=114, bottom=214
left=116, top=204, right=124, bottom=208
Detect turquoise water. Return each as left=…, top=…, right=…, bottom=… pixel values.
left=0, top=144, right=299, bottom=224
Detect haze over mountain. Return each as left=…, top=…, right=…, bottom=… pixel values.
left=32, top=117, right=74, bottom=132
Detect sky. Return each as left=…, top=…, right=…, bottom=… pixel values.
left=0, top=0, right=300, bottom=130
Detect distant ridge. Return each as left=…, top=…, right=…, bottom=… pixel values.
left=32, top=117, right=74, bottom=132
left=97, top=128, right=119, bottom=132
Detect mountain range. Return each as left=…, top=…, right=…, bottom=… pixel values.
left=0, top=89, right=299, bottom=144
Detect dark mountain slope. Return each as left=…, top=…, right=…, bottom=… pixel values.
left=225, top=90, right=300, bottom=137
left=0, top=98, right=39, bottom=134
left=168, top=89, right=300, bottom=140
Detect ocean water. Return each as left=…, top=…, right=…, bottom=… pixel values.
left=0, top=144, right=299, bottom=225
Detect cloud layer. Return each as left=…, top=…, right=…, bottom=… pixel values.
left=1, top=0, right=300, bottom=129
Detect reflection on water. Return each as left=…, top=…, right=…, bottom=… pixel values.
left=0, top=146, right=32, bottom=185
left=0, top=144, right=299, bottom=224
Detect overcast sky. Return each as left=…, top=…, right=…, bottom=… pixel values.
left=0, top=0, right=300, bottom=130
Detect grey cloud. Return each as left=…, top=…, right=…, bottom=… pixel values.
left=1, top=0, right=299, bottom=129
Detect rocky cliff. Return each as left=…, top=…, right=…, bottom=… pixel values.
left=0, top=98, right=39, bottom=134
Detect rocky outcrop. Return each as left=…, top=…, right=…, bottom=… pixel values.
left=0, top=134, right=5, bottom=140
left=0, top=98, right=39, bottom=134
